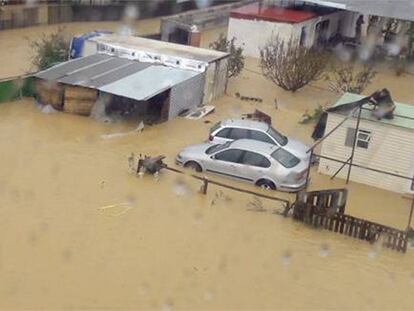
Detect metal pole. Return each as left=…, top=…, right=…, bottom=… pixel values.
left=330, top=156, right=352, bottom=180
left=407, top=195, right=414, bottom=229
left=305, top=149, right=313, bottom=190
left=346, top=107, right=362, bottom=184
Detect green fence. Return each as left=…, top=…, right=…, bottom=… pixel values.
left=0, top=75, right=35, bottom=103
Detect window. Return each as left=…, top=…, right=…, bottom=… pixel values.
left=345, top=128, right=371, bottom=149
left=242, top=151, right=271, bottom=168
left=214, top=149, right=244, bottom=163
left=215, top=128, right=231, bottom=138
left=300, top=26, right=307, bottom=46
left=210, top=122, right=221, bottom=134
left=271, top=148, right=300, bottom=168
left=356, top=130, right=371, bottom=149
left=249, top=130, right=275, bottom=144
left=206, top=141, right=231, bottom=155
left=267, top=127, right=288, bottom=146
left=228, top=128, right=249, bottom=140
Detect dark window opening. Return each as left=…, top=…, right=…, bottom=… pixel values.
left=214, top=149, right=244, bottom=163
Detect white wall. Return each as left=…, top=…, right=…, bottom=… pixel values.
left=318, top=113, right=414, bottom=193
left=228, top=10, right=356, bottom=58
left=228, top=17, right=295, bottom=58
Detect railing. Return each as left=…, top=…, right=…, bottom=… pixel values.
left=164, top=166, right=291, bottom=209
left=294, top=203, right=408, bottom=253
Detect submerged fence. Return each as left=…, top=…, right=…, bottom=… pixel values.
left=293, top=190, right=409, bottom=253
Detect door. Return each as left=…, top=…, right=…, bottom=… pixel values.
left=238, top=151, right=272, bottom=182
left=207, top=149, right=251, bottom=181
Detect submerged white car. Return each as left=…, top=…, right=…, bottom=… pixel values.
left=176, top=139, right=309, bottom=192
left=209, top=119, right=310, bottom=162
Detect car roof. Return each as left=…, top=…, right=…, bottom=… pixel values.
left=229, top=139, right=278, bottom=155
left=220, top=119, right=269, bottom=131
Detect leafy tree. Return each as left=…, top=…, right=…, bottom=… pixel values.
left=326, top=62, right=377, bottom=94
left=30, top=27, right=70, bottom=71
left=259, top=35, right=327, bottom=92
left=210, top=33, right=244, bottom=78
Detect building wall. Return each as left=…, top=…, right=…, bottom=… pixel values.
left=227, top=10, right=357, bottom=58
left=319, top=113, right=414, bottom=193
left=228, top=17, right=295, bottom=58
left=202, top=62, right=216, bottom=105
left=212, top=57, right=228, bottom=100
left=169, top=72, right=205, bottom=119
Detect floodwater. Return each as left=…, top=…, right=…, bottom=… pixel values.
left=1, top=20, right=414, bottom=310
left=0, top=18, right=160, bottom=78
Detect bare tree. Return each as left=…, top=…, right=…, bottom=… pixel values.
left=259, top=36, right=327, bottom=92
left=210, top=33, right=244, bottom=78
left=326, top=62, right=377, bottom=94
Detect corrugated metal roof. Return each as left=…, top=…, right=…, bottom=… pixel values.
left=98, top=65, right=200, bottom=101
left=331, top=93, right=414, bottom=130
left=34, top=54, right=201, bottom=102
left=302, top=0, right=414, bottom=21
left=35, top=54, right=109, bottom=81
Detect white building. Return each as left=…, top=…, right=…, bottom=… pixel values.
left=318, top=93, right=414, bottom=194
left=227, top=2, right=358, bottom=58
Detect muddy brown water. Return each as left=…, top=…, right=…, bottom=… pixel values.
left=1, top=21, right=414, bottom=310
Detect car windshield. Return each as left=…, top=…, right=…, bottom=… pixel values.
left=210, top=121, right=221, bottom=133
left=267, top=127, right=288, bottom=146
left=205, top=141, right=231, bottom=155
left=271, top=148, right=300, bottom=168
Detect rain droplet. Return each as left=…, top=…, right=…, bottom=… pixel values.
left=203, top=291, right=214, bottom=301
left=319, top=243, right=330, bottom=257
left=282, top=250, right=292, bottom=266
left=173, top=178, right=190, bottom=196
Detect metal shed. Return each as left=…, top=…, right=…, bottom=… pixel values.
left=318, top=93, right=414, bottom=194
left=34, top=54, right=205, bottom=122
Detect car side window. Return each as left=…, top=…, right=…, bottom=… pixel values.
left=249, top=130, right=275, bottom=144
left=241, top=151, right=271, bottom=168
left=214, top=149, right=244, bottom=163
left=228, top=128, right=249, bottom=140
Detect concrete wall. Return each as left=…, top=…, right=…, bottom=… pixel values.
left=169, top=72, right=205, bottom=119
left=228, top=17, right=295, bottom=58
left=228, top=10, right=357, bottom=58
left=212, top=57, right=228, bottom=100
left=319, top=113, right=414, bottom=194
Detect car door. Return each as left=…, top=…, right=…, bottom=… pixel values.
left=238, top=150, right=272, bottom=181
left=206, top=148, right=248, bottom=181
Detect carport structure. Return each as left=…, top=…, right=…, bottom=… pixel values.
left=34, top=53, right=205, bottom=122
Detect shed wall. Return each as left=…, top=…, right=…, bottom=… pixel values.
left=169, top=73, right=205, bottom=119
left=318, top=113, right=414, bottom=193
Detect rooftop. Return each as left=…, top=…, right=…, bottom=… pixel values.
left=230, top=3, right=320, bottom=24
left=90, top=34, right=228, bottom=63
left=302, top=0, right=414, bottom=22
left=34, top=54, right=200, bottom=101
left=330, top=93, right=414, bottom=131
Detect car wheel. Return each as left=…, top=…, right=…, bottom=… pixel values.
left=256, top=179, right=276, bottom=190
left=184, top=161, right=202, bottom=172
